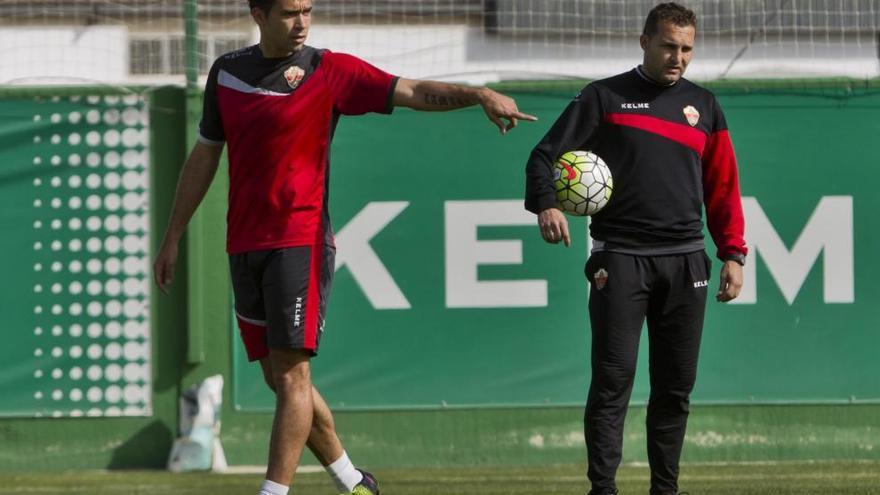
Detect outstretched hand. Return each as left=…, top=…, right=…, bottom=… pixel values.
left=478, top=88, right=538, bottom=134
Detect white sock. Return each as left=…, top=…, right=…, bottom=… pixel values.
left=325, top=451, right=364, bottom=492
left=257, top=479, right=289, bottom=495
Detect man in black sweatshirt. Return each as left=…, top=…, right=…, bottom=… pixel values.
left=524, top=3, right=747, bottom=495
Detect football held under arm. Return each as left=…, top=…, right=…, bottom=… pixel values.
left=525, top=84, right=603, bottom=214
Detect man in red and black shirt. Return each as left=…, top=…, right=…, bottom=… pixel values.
left=525, top=3, right=745, bottom=495
left=153, top=1, right=536, bottom=494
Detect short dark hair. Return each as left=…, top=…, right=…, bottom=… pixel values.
left=642, top=2, right=697, bottom=37
left=248, top=0, right=275, bottom=12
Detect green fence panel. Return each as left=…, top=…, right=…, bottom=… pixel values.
left=0, top=94, right=152, bottom=417
left=1, top=85, right=878, bottom=469
left=10, top=91, right=856, bottom=414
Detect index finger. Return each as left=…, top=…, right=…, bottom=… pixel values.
left=562, top=222, right=571, bottom=247
left=511, top=111, right=538, bottom=122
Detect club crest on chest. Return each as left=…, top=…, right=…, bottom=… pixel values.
left=284, top=65, right=305, bottom=90
left=683, top=105, right=700, bottom=126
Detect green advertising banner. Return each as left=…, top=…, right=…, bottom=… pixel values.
left=0, top=95, right=152, bottom=417
left=233, top=88, right=880, bottom=411
left=5, top=87, right=870, bottom=415
left=0, top=86, right=874, bottom=417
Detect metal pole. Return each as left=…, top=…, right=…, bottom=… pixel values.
left=184, top=0, right=206, bottom=364
left=185, top=0, right=199, bottom=91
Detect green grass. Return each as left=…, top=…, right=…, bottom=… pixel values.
left=1, top=462, right=879, bottom=494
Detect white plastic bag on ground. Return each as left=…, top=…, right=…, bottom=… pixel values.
left=167, top=374, right=228, bottom=472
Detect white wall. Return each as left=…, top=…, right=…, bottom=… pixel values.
left=2, top=24, right=876, bottom=86
left=0, top=27, right=128, bottom=85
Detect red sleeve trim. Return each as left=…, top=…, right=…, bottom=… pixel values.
left=702, top=129, right=748, bottom=260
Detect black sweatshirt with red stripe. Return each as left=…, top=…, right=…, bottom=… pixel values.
left=524, top=67, right=747, bottom=261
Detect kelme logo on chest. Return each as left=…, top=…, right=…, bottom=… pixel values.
left=683, top=105, right=700, bottom=126
left=284, top=65, right=305, bottom=90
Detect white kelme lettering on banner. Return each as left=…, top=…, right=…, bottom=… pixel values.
left=736, top=196, right=854, bottom=305
left=333, top=197, right=854, bottom=310
left=335, top=201, right=411, bottom=309
left=445, top=200, right=547, bottom=308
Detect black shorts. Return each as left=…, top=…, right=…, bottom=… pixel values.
left=229, top=245, right=335, bottom=361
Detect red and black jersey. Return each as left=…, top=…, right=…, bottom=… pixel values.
left=525, top=67, right=747, bottom=261
left=199, top=45, right=398, bottom=254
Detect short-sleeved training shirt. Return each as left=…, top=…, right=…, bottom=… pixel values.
left=199, top=45, right=398, bottom=253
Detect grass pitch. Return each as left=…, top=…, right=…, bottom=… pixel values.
left=1, top=461, right=879, bottom=494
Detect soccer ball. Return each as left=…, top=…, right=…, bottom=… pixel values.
left=553, top=150, right=613, bottom=216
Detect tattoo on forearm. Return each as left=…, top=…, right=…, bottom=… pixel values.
left=423, top=93, right=472, bottom=107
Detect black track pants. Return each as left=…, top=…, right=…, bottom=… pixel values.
left=583, top=250, right=711, bottom=495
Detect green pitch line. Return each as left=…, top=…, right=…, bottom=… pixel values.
left=0, top=462, right=879, bottom=495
